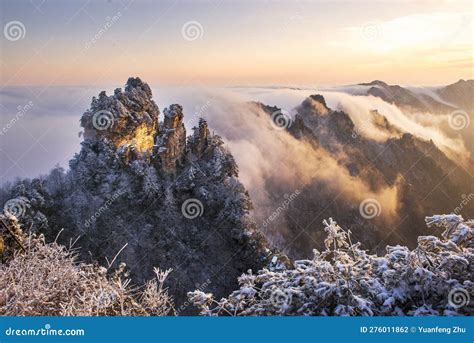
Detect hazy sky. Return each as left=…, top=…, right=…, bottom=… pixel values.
left=0, top=0, right=473, bottom=87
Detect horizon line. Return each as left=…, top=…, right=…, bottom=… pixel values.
left=0, top=77, right=471, bottom=90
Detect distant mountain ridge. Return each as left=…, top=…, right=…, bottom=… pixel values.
left=256, top=91, right=474, bottom=258
left=357, top=79, right=474, bottom=114
left=352, top=79, right=474, bottom=155
left=437, top=79, right=474, bottom=113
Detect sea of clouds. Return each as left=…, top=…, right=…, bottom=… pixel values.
left=0, top=84, right=469, bottom=236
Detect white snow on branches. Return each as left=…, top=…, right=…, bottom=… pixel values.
left=190, top=215, right=473, bottom=316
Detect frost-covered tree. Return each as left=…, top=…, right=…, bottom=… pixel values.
left=189, top=215, right=473, bottom=316
left=0, top=78, right=269, bottom=314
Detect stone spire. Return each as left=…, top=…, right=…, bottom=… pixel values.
left=153, top=104, right=187, bottom=175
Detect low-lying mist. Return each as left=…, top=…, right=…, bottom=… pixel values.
left=1, top=84, right=470, bottom=250
left=169, top=86, right=471, bottom=248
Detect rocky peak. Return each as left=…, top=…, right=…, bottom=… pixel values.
left=308, top=94, right=328, bottom=108
left=79, top=78, right=218, bottom=177
left=189, top=118, right=210, bottom=156
left=124, top=76, right=153, bottom=98
left=153, top=104, right=187, bottom=175
left=163, top=104, right=184, bottom=125
left=80, top=77, right=159, bottom=154
left=300, top=94, right=330, bottom=117
left=7, top=77, right=271, bottom=312
left=359, top=80, right=389, bottom=87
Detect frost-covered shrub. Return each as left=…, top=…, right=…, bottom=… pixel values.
left=189, top=215, right=473, bottom=316
left=0, top=221, right=174, bottom=316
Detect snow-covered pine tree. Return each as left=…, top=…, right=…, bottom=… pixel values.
left=0, top=78, right=270, bottom=313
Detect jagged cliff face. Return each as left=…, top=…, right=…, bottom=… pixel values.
left=357, top=79, right=474, bottom=155
left=257, top=94, right=474, bottom=258
left=154, top=104, right=187, bottom=174
left=81, top=79, right=159, bottom=154
left=3, top=78, right=269, bottom=314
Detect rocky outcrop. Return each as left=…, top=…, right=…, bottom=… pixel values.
left=188, top=118, right=210, bottom=156
left=3, top=78, right=270, bottom=314
left=258, top=94, right=474, bottom=258
left=81, top=78, right=159, bottom=154
left=154, top=104, right=187, bottom=175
